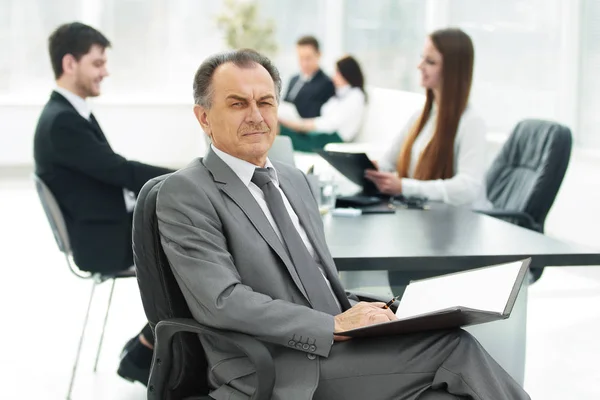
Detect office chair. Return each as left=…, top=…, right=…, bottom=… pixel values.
left=268, top=135, right=296, bottom=166
left=32, top=174, right=136, bottom=400
left=478, top=119, right=572, bottom=281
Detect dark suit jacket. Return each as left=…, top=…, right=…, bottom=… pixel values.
left=284, top=69, right=335, bottom=118
left=34, top=91, right=173, bottom=273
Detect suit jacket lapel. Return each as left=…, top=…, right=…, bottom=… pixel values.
left=203, top=150, right=310, bottom=301
left=51, top=91, right=108, bottom=143
left=278, top=172, right=351, bottom=310
left=88, top=114, right=110, bottom=143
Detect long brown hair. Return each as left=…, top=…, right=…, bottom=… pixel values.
left=397, top=28, right=474, bottom=180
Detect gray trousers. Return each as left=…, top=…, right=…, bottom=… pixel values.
left=313, top=329, right=530, bottom=400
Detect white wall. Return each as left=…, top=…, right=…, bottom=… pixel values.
left=0, top=101, right=207, bottom=168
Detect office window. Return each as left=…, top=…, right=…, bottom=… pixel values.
left=447, top=0, right=565, bottom=134
left=0, top=0, right=82, bottom=100
left=0, top=0, right=327, bottom=102
left=257, top=0, right=327, bottom=85
left=578, top=0, right=600, bottom=148
left=343, top=0, right=427, bottom=91
left=97, top=0, right=223, bottom=101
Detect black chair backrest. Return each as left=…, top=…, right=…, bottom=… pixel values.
left=485, top=119, right=572, bottom=231
left=133, top=175, right=209, bottom=398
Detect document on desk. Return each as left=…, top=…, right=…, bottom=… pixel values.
left=338, top=258, right=531, bottom=338
left=278, top=101, right=301, bottom=121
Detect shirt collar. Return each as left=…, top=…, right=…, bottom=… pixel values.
left=335, top=85, right=351, bottom=98
left=54, top=86, right=91, bottom=120
left=300, top=70, right=318, bottom=82
left=211, top=144, right=279, bottom=187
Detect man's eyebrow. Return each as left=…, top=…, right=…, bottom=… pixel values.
left=258, top=94, right=276, bottom=101
left=225, top=94, right=249, bottom=102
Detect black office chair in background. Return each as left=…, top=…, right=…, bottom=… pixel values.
left=33, top=174, right=136, bottom=400
left=478, top=119, right=573, bottom=281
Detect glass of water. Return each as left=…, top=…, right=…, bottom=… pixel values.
left=318, top=177, right=337, bottom=214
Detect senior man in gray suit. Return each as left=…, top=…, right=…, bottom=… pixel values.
left=156, top=49, right=529, bottom=400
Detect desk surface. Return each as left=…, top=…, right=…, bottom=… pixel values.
left=324, top=203, right=600, bottom=272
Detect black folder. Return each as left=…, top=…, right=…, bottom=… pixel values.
left=338, top=258, right=531, bottom=338
left=317, top=150, right=396, bottom=213
left=316, top=150, right=379, bottom=195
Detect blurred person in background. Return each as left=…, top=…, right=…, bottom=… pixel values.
left=282, top=35, right=335, bottom=118
left=279, top=55, right=367, bottom=152
left=364, top=27, right=487, bottom=299
left=365, top=28, right=487, bottom=207
left=33, top=22, right=173, bottom=386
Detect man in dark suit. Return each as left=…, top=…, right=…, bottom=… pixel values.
left=33, top=22, right=172, bottom=385
left=283, top=35, right=335, bottom=118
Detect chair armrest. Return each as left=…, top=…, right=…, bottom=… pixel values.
left=475, top=209, right=541, bottom=232
left=346, top=290, right=399, bottom=312
left=150, top=318, right=274, bottom=400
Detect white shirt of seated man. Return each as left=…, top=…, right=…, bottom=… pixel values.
left=191, top=56, right=396, bottom=339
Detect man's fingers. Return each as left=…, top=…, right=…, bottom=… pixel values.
left=383, top=307, right=397, bottom=320
left=369, top=313, right=391, bottom=324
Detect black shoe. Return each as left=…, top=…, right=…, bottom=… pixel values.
left=120, top=337, right=137, bottom=359
left=118, top=337, right=152, bottom=386
left=118, top=353, right=150, bottom=386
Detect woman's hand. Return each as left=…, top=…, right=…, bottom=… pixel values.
left=364, top=169, right=403, bottom=195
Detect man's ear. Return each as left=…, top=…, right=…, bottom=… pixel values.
left=62, top=54, right=77, bottom=75
left=193, top=104, right=212, bottom=137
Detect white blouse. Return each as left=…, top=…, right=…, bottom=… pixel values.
left=313, top=85, right=366, bottom=142
left=379, top=104, right=487, bottom=206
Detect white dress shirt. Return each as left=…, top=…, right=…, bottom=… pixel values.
left=54, top=86, right=137, bottom=212
left=379, top=104, right=487, bottom=206
left=313, top=85, right=366, bottom=142
left=211, top=145, right=340, bottom=308
left=55, top=86, right=91, bottom=119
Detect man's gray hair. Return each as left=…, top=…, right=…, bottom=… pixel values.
left=193, top=49, right=282, bottom=108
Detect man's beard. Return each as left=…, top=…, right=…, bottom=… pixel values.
left=75, top=77, right=98, bottom=98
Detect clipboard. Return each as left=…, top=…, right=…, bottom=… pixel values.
left=338, top=258, right=531, bottom=338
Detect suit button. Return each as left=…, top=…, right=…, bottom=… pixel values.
left=307, top=353, right=316, bottom=360
left=296, top=343, right=303, bottom=349
left=309, top=345, right=316, bottom=352
left=288, top=340, right=296, bottom=346
left=302, top=344, right=309, bottom=350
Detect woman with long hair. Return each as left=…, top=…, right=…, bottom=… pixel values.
left=279, top=55, right=367, bottom=152
left=365, top=28, right=486, bottom=206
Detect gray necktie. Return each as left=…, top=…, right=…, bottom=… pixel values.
left=252, top=168, right=341, bottom=315
left=287, top=77, right=305, bottom=101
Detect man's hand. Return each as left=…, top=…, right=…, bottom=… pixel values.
left=364, top=170, right=403, bottom=195
left=334, top=302, right=397, bottom=341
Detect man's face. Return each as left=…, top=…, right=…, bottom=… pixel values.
left=194, top=62, right=278, bottom=166
left=296, top=45, right=320, bottom=76
left=71, top=44, right=109, bottom=97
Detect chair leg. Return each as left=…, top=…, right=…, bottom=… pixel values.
left=93, top=278, right=116, bottom=372
left=66, top=280, right=97, bottom=400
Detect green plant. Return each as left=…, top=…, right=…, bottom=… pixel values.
left=216, top=0, right=278, bottom=56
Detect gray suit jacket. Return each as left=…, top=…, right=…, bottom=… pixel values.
left=156, top=149, right=352, bottom=400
